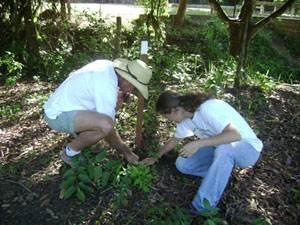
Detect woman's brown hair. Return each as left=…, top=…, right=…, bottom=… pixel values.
left=156, top=91, right=210, bottom=114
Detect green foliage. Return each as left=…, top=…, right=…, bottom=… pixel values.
left=246, top=70, right=276, bottom=94
left=120, top=164, right=154, bottom=192
left=39, top=40, right=72, bottom=82
left=0, top=51, right=23, bottom=86
left=251, top=218, right=270, bottom=225
left=200, top=199, right=227, bottom=225
left=113, top=164, right=154, bottom=208
left=292, top=187, right=300, bottom=203
left=25, top=92, right=49, bottom=108
left=0, top=103, right=22, bottom=120
left=70, top=11, right=114, bottom=59
left=146, top=204, right=192, bottom=225
left=60, top=147, right=122, bottom=201
left=202, top=60, right=236, bottom=95
left=166, top=17, right=229, bottom=60
left=248, top=29, right=299, bottom=82
left=135, top=0, right=168, bottom=17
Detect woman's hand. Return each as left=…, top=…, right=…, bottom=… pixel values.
left=140, top=157, right=157, bottom=166
left=179, top=141, right=203, bottom=158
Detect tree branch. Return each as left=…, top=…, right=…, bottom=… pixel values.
left=239, top=0, right=255, bottom=21
left=208, top=0, right=231, bottom=23
left=253, top=0, right=296, bottom=34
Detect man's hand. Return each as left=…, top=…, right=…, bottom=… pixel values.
left=179, top=141, right=203, bottom=158
left=140, top=157, right=157, bottom=166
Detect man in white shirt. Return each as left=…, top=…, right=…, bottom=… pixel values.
left=43, top=58, right=152, bottom=167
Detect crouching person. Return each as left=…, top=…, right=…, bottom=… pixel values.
left=43, top=58, right=152, bottom=167
left=142, top=91, right=263, bottom=215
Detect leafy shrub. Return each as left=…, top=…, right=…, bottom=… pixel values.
left=201, top=59, right=236, bottom=95
left=251, top=218, right=270, bottom=225
left=60, top=148, right=122, bottom=202
left=0, top=103, right=22, bottom=120
left=146, top=204, right=192, bottom=225
left=40, top=39, right=72, bottom=82
left=119, top=164, right=154, bottom=192
left=248, top=29, right=298, bottom=82
left=113, top=164, right=155, bottom=207
left=199, top=199, right=227, bottom=225
left=0, top=51, right=23, bottom=86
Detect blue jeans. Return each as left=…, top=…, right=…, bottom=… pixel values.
left=175, top=141, right=261, bottom=212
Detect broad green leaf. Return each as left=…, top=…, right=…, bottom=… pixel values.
left=203, top=198, right=211, bottom=209
left=95, top=151, right=106, bottom=162
left=203, top=219, right=217, bottom=225
left=63, top=186, right=76, bottom=199
left=94, top=167, right=103, bottom=180
left=76, top=187, right=86, bottom=202
left=101, top=171, right=110, bottom=187
left=78, top=182, right=94, bottom=193
left=87, top=165, right=94, bottom=179
left=61, top=176, right=76, bottom=189
left=78, top=174, right=92, bottom=183
left=63, top=169, right=75, bottom=178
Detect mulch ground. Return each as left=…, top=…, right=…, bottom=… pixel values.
left=0, top=81, right=299, bottom=225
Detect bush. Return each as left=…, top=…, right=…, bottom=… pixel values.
left=0, top=51, right=23, bottom=86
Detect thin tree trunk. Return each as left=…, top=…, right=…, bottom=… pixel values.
left=173, top=0, right=188, bottom=27
left=9, top=0, right=18, bottom=49
left=234, top=19, right=250, bottom=90
left=67, top=0, right=71, bottom=20
left=22, top=0, right=39, bottom=56
left=60, top=0, right=66, bottom=20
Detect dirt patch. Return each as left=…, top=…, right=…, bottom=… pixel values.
left=0, top=81, right=299, bottom=225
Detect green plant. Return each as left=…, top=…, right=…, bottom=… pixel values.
left=40, top=39, right=72, bottom=82
left=0, top=103, right=22, bottom=120
left=236, top=94, right=267, bottom=116
left=146, top=204, right=192, bottom=225
left=117, top=164, right=154, bottom=193
left=112, top=164, right=154, bottom=208
left=202, top=60, right=236, bottom=95
left=25, top=92, right=49, bottom=108
left=199, top=199, right=227, bottom=225
left=251, top=218, right=270, bottom=225
left=292, top=187, right=300, bottom=203
left=247, top=70, right=276, bottom=94
left=0, top=51, right=23, bottom=86
left=60, top=147, right=122, bottom=202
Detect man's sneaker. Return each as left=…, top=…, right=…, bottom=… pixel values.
left=60, top=149, right=84, bottom=167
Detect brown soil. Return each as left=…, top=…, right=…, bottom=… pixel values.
left=0, top=81, right=299, bottom=225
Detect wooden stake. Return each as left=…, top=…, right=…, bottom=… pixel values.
left=113, top=16, right=121, bottom=59
left=135, top=41, right=148, bottom=149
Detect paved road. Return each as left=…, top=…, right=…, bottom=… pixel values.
left=71, top=3, right=145, bottom=24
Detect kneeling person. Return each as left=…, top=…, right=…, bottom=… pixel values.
left=44, top=58, right=152, bottom=166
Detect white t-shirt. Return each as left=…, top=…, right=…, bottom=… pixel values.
left=44, top=60, right=118, bottom=120
left=175, top=99, right=263, bottom=152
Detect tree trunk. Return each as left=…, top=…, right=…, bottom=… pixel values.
left=234, top=20, right=250, bottom=89
left=67, top=0, right=71, bottom=20
left=9, top=0, right=18, bottom=49
left=22, top=0, right=39, bottom=56
left=60, top=0, right=66, bottom=20
left=173, top=0, right=188, bottom=27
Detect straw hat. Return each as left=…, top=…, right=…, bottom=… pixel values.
left=113, top=58, right=152, bottom=99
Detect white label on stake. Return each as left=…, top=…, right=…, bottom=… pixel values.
left=141, top=41, right=148, bottom=54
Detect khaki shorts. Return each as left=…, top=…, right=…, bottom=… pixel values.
left=44, top=111, right=79, bottom=136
